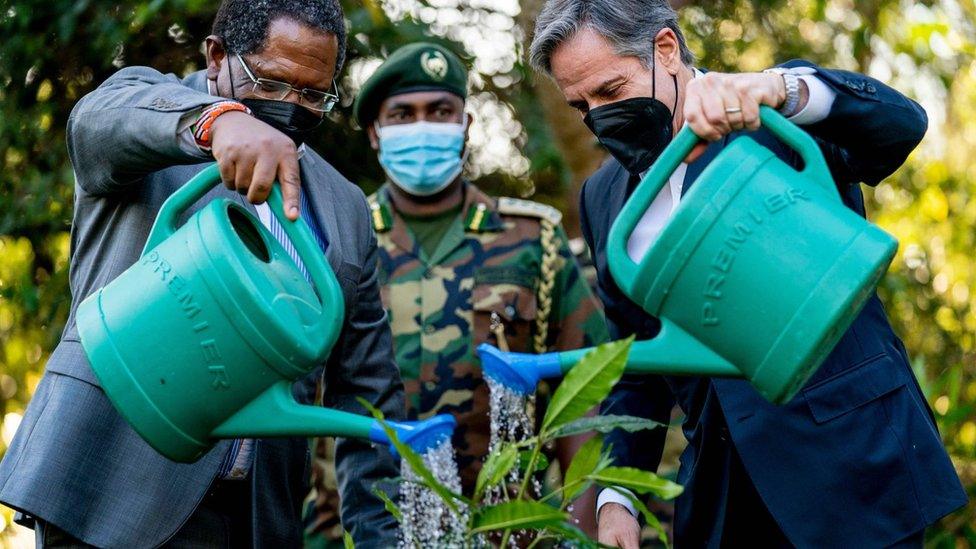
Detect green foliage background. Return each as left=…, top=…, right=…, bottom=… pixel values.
left=1, top=0, right=973, bottom=545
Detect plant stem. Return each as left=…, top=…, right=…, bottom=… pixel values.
left=517, top=441, right=543, bottom=500
left=500, top=440, right=545, bottom=547
left=526, top=534, right=554, bottom=549
left=499, top=528, right=512, bottom=548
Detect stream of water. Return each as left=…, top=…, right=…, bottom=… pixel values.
left=397, top=380, right=543, bottom=547
left=398, top=438, right=470, bottom=548
left=486, top=377, right=542, bottom=547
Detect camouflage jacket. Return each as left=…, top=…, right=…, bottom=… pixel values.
left=370, top=182, right=608, bottom=492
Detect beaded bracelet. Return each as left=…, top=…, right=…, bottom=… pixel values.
left=193, top=101, right=251, bottom=152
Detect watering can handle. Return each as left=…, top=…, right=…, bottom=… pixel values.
left=142, top=163, right=344, bottom=360
left=607, top=106, right=837, bottom=293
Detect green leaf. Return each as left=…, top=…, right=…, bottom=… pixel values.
left=550, top=414, right=665, bottom=439
left=518, top=450, right=549, bottom=473
left=371, top=485, right=403, bottom=523
left=541, top=338, right=633, bottom=435
left=356, top=397, right=470, bottom=513
left=343, top=530, right=356, bottom=549
left=543, top=522, right=607, bottom=548
left=622, top=492, right=670, bottom=549
left=588, top=466, right=684, bottom=500
left=562, top=435, right=603, bottom=502
left=471, top=501, right=568, bottom=533
left=475, top=443, right=519, bottom=499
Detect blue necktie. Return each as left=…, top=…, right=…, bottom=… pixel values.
left=266, top=189, right=329, bottom=279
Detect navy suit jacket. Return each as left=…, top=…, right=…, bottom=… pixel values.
left=580, top=60, right=966, bottom=546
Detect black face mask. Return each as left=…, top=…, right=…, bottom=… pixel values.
left=583, top=63, right=679, bottom=176
left=228, top=56, right=323, bottom=147
left=239, top=98, right=322, bottom=147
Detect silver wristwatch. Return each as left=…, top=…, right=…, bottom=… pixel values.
left=764, top=68, right=801, bottom=117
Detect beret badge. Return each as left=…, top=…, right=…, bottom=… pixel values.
left=421, top=50, right=449, bottom=81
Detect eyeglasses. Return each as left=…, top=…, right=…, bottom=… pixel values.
left=235, top=53, right=340, bottom=113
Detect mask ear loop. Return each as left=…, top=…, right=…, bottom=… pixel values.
left=651, top=42, right=657, bottom=100
left=228, top=51, right=238, bottom=100
left=459, top=111, right=471, bottom=168
left=672, top=72, right=679, bottom=114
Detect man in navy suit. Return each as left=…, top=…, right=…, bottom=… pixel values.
left=529, top=1, right=966, bottom=547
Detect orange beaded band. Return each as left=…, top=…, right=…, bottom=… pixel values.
left=193, top=101, right=251, bottom=152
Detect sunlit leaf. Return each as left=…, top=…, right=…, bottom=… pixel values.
left=471, top=501, right=567, bottom=533
left=563, top=435, right=603, bottom=502
left=475, top=443, right=518, bottom=499
left=541, top=338, right=633, bottom=434
left=550, top=414, right=665, bottom=439
left=588, top=466, right=683, bottom=500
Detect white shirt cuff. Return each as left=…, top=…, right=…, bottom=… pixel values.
left=787, top=73, right=837, bottom=125
left=597, top=487, right=639, bottom=520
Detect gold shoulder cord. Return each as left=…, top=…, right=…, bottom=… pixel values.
left=534, top=218, right=559, bottom=354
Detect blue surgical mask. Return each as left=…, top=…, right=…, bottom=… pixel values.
left=376, top=119, right=467, bottom=196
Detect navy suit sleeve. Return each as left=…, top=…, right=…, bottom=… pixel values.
left=777, top=60, right=927, bottom=186
left=580, top=179, right=674, bottom=472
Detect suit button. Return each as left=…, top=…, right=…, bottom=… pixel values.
left=504, top=305, right=517, bottom=318
left=866, top=84, right=877, bottom=93
left=719, top=426, right=730, bottom=442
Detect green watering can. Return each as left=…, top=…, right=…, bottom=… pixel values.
left=479, top=107, right=898, bottom=404
left=77, top=164, right=454, bottom=463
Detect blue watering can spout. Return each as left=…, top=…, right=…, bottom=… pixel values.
left=368, top=414, right=458, bottom=456
left=477, top=343, right=564, bottom=396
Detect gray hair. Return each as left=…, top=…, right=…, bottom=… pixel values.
left=529, top=0, right=694, bottom=75
left=212, top=0, right=347, bottom=73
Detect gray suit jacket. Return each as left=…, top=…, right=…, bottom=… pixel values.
left=0, top=67, right=404, bottom=548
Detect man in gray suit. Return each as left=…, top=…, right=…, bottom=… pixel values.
left=0, top=1, right=403, bottom=547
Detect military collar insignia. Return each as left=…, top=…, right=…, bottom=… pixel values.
left=421, top=50, right=449, bottom=81
left=461, top=185, right=505, bottom=233
left=464, top=200, right=504, bottom=233
left=373, top=183, right=502, bottom=234
left=464, top=202, right=490, bottom=232
left=369, top=200, right=394, bottom=233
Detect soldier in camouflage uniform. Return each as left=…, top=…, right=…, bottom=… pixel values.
left=304, top=43, right=608, bottom=545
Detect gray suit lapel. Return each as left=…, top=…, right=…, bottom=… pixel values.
left=299, top=159, right=342, bottom=272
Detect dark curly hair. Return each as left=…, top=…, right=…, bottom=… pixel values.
left=212, top=0, right=347, bottom=72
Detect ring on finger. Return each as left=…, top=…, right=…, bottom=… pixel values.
left=725, top=106, right=743, bottom=114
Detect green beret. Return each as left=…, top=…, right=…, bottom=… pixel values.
left=354, top=42, right=468, bottom=126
